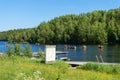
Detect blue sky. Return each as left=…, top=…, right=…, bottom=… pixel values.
left=0, top=0, right=120, bottom=31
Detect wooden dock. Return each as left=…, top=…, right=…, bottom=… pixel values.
left=67, top=61, right=88, bottom=66
left=0, top=52, right=3, bottom=55
left=67, top=61, right=119, bottom=66
left=56, top=51, right=68, bottom=54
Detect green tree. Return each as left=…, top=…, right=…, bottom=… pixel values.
left=0, top=8, right=120, bottom=44
left=14, top=44, right=21, bottom=56
left=7, top=45, right=14, bottom=57
left=23, top=44, right=32, bottom=57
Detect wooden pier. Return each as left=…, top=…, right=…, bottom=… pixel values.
left=0, top=52, right=3, bottom=55
left=56, top=51, right=68, bottom=54
left=67, top=61, right=119, bottom=66
left=67, top=61, right=88, bottom=66
left=56, top=51, right=68, bottom=60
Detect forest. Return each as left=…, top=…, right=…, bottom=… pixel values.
left=0, top=8, right=120, bottom=44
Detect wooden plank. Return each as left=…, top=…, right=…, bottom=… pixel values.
left=56, top=51, right=68, bottom=54
left=67, top=61, right=119, bottom=66
left=67, top=61, right=88, bottom=65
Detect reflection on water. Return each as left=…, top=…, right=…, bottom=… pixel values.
left=0, top=41, right=120, bottom=63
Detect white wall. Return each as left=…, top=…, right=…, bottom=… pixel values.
left=45, top=45, right=56, bottom=64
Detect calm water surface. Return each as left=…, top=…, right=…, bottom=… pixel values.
left=0, top=41, right=120, bottom=63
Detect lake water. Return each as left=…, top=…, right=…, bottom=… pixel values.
left=0, top=41, right=120, bottom=63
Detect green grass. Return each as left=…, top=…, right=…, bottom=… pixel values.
left=0, top=55, right=120, bottom=80
left=77, top=62, right=120, bottom=74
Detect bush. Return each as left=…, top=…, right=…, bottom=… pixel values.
left=14, top=44, right=21, bottom=56
left=38, top=48, right=45, bottom=62
left=77, top=63, right=120, bottom=74
left=53, top=60, right=70, bottom=73
left=23, top=44, right=32, bottom=58
left=7, top=46, right=14, bottom=57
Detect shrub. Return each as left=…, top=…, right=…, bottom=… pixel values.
left=23, top=44, right=32, bottom=58
left=77, top=63, right=120, bottom=74
left=53, top=60, right=70, bottom=73
left=79, top=63, right=99, bottom=70
left=7, top=46, right=14, bottom=57
left=14, top=44, right=21, bottom=56
left=38, top=48, right=45, bottom=62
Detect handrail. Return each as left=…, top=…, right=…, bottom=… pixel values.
left=96, top=55, right=104, bottom=63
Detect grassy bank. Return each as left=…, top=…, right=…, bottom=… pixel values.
left=0, top=55, right=120, bottom=80
left=77, top=62, right=120, bottom=74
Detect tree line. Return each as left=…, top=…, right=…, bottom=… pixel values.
left=0, top=8, right=120, bottom=44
